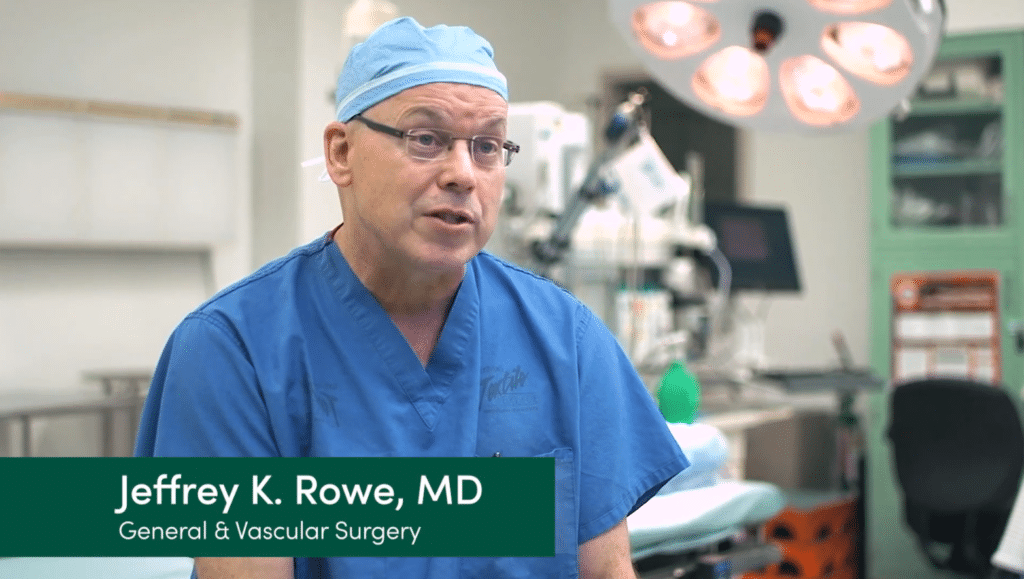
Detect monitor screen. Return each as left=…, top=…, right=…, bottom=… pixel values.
left=702, top=201, right=801, bottom=293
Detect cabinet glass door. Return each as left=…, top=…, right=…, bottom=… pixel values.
left=889, top=52, right=1004, bottom=230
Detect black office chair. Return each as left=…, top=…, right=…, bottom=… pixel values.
left=888, top=377, right=1024, bottom=578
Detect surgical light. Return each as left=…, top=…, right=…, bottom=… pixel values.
left=608, top=0, right=945, bottom=132
left=780, top=55, right=860, bottom=125
left=821, top=22, right=913, bottom=86
left=631, top=1, right=721, bottom=59
left=692, top=46, right=770, bottom=116
left=808, top=0, right=893, bottom=15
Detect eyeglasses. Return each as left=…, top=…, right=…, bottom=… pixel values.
left=351, top=114, right=520, bottom=168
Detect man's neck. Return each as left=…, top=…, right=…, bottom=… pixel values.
left=334, top=228, right=462, bottom=366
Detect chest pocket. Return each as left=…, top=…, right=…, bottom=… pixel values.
left=460, top=447, right=577, bottom=578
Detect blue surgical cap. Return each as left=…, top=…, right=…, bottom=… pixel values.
left=334, top=17, right=509, bottom=122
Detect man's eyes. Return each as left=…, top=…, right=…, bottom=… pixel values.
left=475, top=139, right=501, bottom=154
left=409, top=131, right=445, bottom=147
left=405, top=130, right=502, bottom=156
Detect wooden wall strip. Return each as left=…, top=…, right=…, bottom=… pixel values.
left=0, top=92, right=239, bottom=129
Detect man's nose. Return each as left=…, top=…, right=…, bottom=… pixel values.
left=439, top=139, right=477, bottom=192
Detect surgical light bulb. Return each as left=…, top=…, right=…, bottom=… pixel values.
left=780, top=55, right=860, bottom=125
left=807, top=0, right=892, bottom=14
left=632, top=1, right=720, bottom=59
left=822, top=22, right=913, bottom=85
left=691, top=46, right=770, bottom=116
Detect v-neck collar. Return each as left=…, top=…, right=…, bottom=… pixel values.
left=322, top=240, right=478, bottom=430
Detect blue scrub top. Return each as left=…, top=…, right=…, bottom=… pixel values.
left=136, top=233, right=688, bottom=578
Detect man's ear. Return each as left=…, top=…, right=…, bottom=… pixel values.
left=324, top=121, right=353, bottom=187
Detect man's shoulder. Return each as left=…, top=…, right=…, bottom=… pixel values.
left=192, top=236, right=332, bottom=321
left=472, top=251, right=583, bottom=306
left=470, top=252, right=603, bottom=339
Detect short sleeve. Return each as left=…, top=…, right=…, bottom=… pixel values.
left=575, top=308, right=689, bottom=544
left=134, top=312, right=280, bottom=458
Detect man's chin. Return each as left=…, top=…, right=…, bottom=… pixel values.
left=415, top=246, right=478, bottom=275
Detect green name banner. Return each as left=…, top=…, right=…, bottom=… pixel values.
left=0, top=457, right=554, bottom=557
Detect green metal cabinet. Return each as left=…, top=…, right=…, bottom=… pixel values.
left=867, top=30, right=1024, bottom=579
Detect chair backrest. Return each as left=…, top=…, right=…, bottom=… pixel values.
left=889, top=377, right=1024, bottom=511
left=888, top=377, right=1024, bottom=575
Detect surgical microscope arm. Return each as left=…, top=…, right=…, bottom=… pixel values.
left=531, top=91, right=648, bottom=267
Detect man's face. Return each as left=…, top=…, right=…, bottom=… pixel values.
left=333, top=82, right=508, bottom=277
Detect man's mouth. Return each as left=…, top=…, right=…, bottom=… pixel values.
left=429, top=210, right=472, bottom=225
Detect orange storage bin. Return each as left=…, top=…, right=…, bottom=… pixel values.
left=745, top=494, right=861, bottom=579
left=763, top=496, right=857, bottom=545
left=739, top=540, right=856, bottom=579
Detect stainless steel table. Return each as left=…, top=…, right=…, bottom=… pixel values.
left=83, top=369, right=153, bottom=455
left=1, top=370, right=151, bottom=457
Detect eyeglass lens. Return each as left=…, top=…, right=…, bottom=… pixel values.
left=405, top=130, right=512, bottom=167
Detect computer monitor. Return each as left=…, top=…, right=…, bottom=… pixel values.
left=702, top=201, right=801, bottom=293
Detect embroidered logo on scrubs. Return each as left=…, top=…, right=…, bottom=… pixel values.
left=316, top=391, right=340, bottom=427
left=481, top=365, right=537, bottom=412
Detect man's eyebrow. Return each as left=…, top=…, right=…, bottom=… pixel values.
left=400, top=107, right=507, bottom=134
left=400, top=107, right=446, bottom=124
left=479, top=116, right=507, bottom=134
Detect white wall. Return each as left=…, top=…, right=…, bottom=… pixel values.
left=0, top=0, right=252, bottom=454
left=945, top=0, right=1024, bottom=32
left=251, top=0, right=302, bottom=264
left=0, top=1, right=248, bottom=108
left=298, top=0, right=348, bottom=244
left=740, top=130, right=870, bottom=366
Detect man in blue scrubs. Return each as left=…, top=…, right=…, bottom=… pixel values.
left=136, top=16, right=688, bottom=579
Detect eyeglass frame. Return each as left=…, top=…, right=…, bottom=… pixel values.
left=350, top=113, right=520, bottom=167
